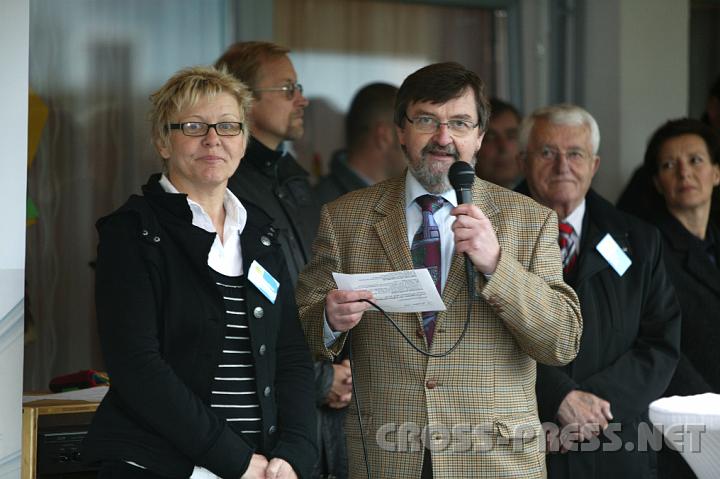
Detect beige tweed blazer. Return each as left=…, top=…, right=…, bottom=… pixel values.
left=297, top=175, right=582, bottom=479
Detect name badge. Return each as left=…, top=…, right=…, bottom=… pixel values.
left=248, top=260, right=279, bottom=304
left=595, top=233, right=631, bottom=276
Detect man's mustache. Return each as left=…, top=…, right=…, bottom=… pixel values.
left=422, top=142, right=459, bottom=160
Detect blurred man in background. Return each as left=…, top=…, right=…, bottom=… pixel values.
left=474, top=97, right=522, bottom=189
left=316, top=82, right=404, bottom=204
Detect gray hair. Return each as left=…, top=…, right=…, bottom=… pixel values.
left=518, top=103, right=600, bottom=155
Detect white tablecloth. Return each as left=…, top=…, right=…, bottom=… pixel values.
left=649, top=393, right=720, bottom=479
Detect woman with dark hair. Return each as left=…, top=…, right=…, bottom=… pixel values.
left=83, top=66, right=317, bottom=479
left=644, top=118, right=720, bottom=479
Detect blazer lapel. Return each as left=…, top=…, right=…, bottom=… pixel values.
left=439, top=179, right=501, bottom=323
left=373, top=178, right=428, bottom=341
left=374, top=177, right=413, bottom=273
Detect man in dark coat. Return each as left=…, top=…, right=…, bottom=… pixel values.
left=216, top=41, right=348, bottom=479
left=216, top=41, right=318, bottom=284
left=517, top=104, right=681, bottom=478
left=315, top=82, right=404, bottom=205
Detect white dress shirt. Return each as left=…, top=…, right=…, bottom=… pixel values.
left=158, top=174, right=247, bottom=479
left=159, top=174, right=246, bottom=276
left=323, top=171, right=460, bottom=346
left=404, top=170, right=458, bottom=289
left=561, top=199, right=586, bottom=254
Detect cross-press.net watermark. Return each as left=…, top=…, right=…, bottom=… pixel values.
left=375, top=421, right=707, bottom=454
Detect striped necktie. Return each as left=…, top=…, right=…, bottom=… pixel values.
left=558, top=221, right=578, bottom=275
left=411, top=195, right=444, bottom=345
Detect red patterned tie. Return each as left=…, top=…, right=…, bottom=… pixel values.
left=411, top=195, right=444, bottom=345
left=558, top=221, right=578, bottom=275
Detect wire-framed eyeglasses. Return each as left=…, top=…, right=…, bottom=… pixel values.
left=405, top=114, right=479, bottom=136
left=254, top=82, right=303, bottom=100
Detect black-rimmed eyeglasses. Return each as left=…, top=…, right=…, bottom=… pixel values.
left=254, top=82, right=303, bottom=100
left=167, top=122, right=243, bottom=137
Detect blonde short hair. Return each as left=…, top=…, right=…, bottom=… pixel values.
left=149, top=65, right=253, bottom=152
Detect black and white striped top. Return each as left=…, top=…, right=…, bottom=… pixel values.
left=209, top=269, right=262, bottom=446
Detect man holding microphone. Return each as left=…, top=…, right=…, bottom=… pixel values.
left=297, top=62, right=582, bottom=479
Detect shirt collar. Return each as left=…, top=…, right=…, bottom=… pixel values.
left=159, top=173, right=247, bottom=235
left=404, top=170, right=458, bottom=210
left=562, top=199, right=586, bottom=240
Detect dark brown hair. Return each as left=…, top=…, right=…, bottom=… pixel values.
left=347, top=82, right=398, bottom=153
left=394, top=62, right=490, bottom=131
left=643, top=118, right=720, bottom=176
left=489, top=97, right=521, bottom=123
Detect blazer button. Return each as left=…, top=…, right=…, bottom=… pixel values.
left=268, top=425, right=277, bottom=435
left=415, top=326, right=424, bottom=339
left=263, top=386, right=271, bottom=397
left=260, top=235, right=271, bottom=246
left=152, top=236, right=161, bottom=243
left=141, top=229, right=149, bottom=236
left=259, top=344, right=267, bottom=356
left=253, top=307, right=264, bottom=319
left=426, top=379, right=438, bottom=389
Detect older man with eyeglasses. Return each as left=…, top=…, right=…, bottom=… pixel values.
left=296, top=62, right=583, bottom=479
left=515, top=104, right=681, bottom=479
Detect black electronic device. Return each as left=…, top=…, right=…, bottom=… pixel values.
left=35, top=412, right=98, bottom=477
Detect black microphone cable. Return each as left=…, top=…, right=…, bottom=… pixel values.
left=347, top=255, right=480, bottom=478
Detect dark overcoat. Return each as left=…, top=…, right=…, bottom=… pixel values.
left=524, top=187, right=682, bottom=479
left=656, top=212, right=720, bottom=479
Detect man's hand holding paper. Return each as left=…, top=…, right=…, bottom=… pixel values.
left=325, top=289, right=375, bottom=332
left=326, top=269, right=447, bottom=332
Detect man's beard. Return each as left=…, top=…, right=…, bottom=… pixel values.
left=285, top=113, right=305, bottom=141
left=285, top=123, right=304, bottom=141
left=407, top=141, right=469, bottom=193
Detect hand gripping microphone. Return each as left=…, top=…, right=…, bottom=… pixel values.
left=448, top=161, right=478, bottom=297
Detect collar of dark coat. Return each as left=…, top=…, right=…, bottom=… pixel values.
left=117, top=173, right=278, bottom=276
left=656, top=210, right=720, bottom=296
left=574, top=189, right=635, bottom=283
left=240, top=136, right=309, bottom=180
left=657, top=209, right=708, bottom=253
left=328, top=150, right=368, bottom=193
left=515, top=181, right=632, bottom=282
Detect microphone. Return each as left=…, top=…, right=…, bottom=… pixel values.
left=448, top=161, right=478, bottom=297
left=448, top=161, right=475, bottom=205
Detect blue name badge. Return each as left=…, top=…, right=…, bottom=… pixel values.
left=248, top=260, right=280, bottom=304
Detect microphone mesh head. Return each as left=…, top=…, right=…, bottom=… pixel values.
left=448, top=161, right=475, bottom=190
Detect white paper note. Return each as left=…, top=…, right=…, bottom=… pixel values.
left=595, top=233, right=632, bottom=276
left=332, top=269, right=446, bottom=313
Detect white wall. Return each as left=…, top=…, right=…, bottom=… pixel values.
left=583, top=0, right=689, bottom=201
left=0, top=0, right=29, bottom=477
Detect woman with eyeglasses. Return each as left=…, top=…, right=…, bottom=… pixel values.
left=644, top=118, right=720, bottom=479
left=83, top=66, right=316, bottom=479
